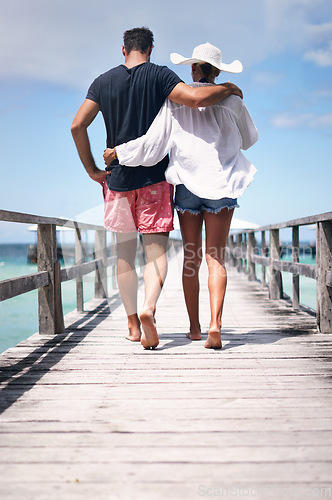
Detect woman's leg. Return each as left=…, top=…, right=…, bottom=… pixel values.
left=178, top=211, right=203, bottom=340
left=204, top=208, right=234, bottom=348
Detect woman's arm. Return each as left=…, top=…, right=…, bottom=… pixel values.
left=237, top=102, right=258, bottom=150
left=104, top=102, right=174, bottom=168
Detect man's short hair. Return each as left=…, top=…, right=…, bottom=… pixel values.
left=123, top=27, right=154, bottom=55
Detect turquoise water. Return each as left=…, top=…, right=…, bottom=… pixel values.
left=0, top=244, right=317, bottom=355
left=0, top=244, right=96, bottom=354
left=255, top=253, right=317, bottom=311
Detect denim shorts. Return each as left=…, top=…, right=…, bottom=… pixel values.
left=174, top=184, right=239, bottom=215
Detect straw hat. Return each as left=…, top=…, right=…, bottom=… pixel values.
left=170, top=42, right=243, bottom=73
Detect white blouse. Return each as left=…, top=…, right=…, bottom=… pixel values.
left=116, top=83, right=258, bottom=200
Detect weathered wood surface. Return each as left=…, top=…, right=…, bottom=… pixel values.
left=238, top=210, right=332, bottom=233
left=0, top=271, right=49, bottom=302
left=0, top=249, right=332, bottom=500
left=317, top=221, right=332, bottom=333
left=0, top=209, right=106, bottom=231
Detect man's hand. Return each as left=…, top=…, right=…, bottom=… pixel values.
left=103, top=148, right=117, bottom=167
left=89, top=168, right=108, bottom=185
left=222, top=82, right=243, bottom=99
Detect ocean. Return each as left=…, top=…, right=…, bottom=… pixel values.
left=0, top=243, right=317, bottom=355
left=0, top=244, right=96, bottom=355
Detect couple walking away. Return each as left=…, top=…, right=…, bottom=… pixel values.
left=71, top=27, right=258, bottom=351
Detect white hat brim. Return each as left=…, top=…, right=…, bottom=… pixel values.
left=170, top=52, right=243, bottom=73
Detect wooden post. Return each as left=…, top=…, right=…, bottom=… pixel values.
left=269, top=229, right=283, bottom=299
left=37, top=224, right=64, bottom=334
left=247, top=232, right=256, bottom=281
left=261, top=231, right=266, bottom=287
left=235, top=233, right=243, bottom=273
left=75, top=228, right=84, bottom=312
left=292, top=226, right=300, bottom=310
left=95, top=230, right=108, bottom=298
left=228, top=235, right=236, bottom=268
left=316, top=221, right=332, bottom=333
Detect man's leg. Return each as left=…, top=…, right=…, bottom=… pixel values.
left=139, top=232, right=169, bottom=349
left=116, top=232, right=141, bottom=341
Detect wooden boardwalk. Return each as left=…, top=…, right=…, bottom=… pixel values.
left=0, top=249, right=332, bottom=500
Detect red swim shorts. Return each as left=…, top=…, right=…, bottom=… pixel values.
left=103, top=181, right=174, bottom=234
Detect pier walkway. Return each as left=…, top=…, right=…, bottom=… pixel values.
left=0, top=249, right=332, bottom=500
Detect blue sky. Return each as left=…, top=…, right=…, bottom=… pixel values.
left=0, top=0, right=331, bottom=242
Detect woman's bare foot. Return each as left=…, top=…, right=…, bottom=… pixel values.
left=139, top=308, right=159, bottom=349
left=125, top=314, right=141, bottom=342
left=185, top=325, right=201, bottom=340
left=204, top=328, right=222, bottom=349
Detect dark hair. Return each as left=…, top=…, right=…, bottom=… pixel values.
left=195, top=62, right=220, bottom=80
left=123, top=27, right=154, bottom=55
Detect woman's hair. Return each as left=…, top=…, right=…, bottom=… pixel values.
left=123, top=27, right=154, bottom=55
left=195, top=62, right=220, bottom=80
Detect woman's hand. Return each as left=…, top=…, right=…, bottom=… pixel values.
left=103, top=148, right=117, bottom=167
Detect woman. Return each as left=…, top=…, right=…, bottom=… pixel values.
left=104, top=43, right=258, bottom=349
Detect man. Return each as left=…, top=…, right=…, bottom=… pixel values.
left=71, top=27, right=242, bottom=350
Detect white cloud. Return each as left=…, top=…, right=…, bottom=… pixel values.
left=272, top=111, right=332, bottom=129
left=272, top=112, right=313, bottom=128
left=252, top=71, right=285, bottom=86
left=306, top=22, right=332, bottom=43
left=0, top=0, right=331, bottom=89
left=313, top=113, right=332, bottom=127
left=303, top=41, right=332, bottom=66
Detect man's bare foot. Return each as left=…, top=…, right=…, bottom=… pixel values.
left=126, top=328, right=141, bottom=342
left=185, top=326, right=201, bottom=340
left=204, top=329, right=222, bottom=349
left=139, top=308, right=159, bottom=349
left=125, top=314, right=141, bottom=342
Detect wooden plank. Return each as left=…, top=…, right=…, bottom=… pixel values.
left=0, top=209, right=106, bottom=232
left=75, top=228, right=84, bottom=312
left=292, top=226, right=300, bottom=310
left=37, top=224, right=64, bottom=335
left=231, top=210, right=332, bottom=233
left=261, top=230, right=267, bottom=287
left=0, top=271, right=49, bottom=302
left=2, top=444, right=332, bottom=464
left=106, top=255, right=117, bottom=267
left=251, top=255, right=269, bottom=266
left=327, top=270, right=332, bottom=288
left=269, top=229, right=283, bottom=299
left=0, top=462, right=331, bottom=484
left=273, top=260, right=317, bottom=279
left=60, top=260, right=98, bottom=282
left=247, top=232, right=256, bottom=281
left=317, top=221, right=332, bottom=333
left=94, top=230, right=107, bottom=298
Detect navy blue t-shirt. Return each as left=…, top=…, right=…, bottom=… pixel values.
left=86, top=62, right=182, bottom=192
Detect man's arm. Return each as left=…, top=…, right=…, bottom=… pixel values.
left=168, top=82, right=243, bottom=108
left=71, top=99, right=108, bottom=184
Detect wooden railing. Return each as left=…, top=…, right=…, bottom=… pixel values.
left=0, top=210, right=120, bottom=335
left=227, top=211, right=332, bottom=333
